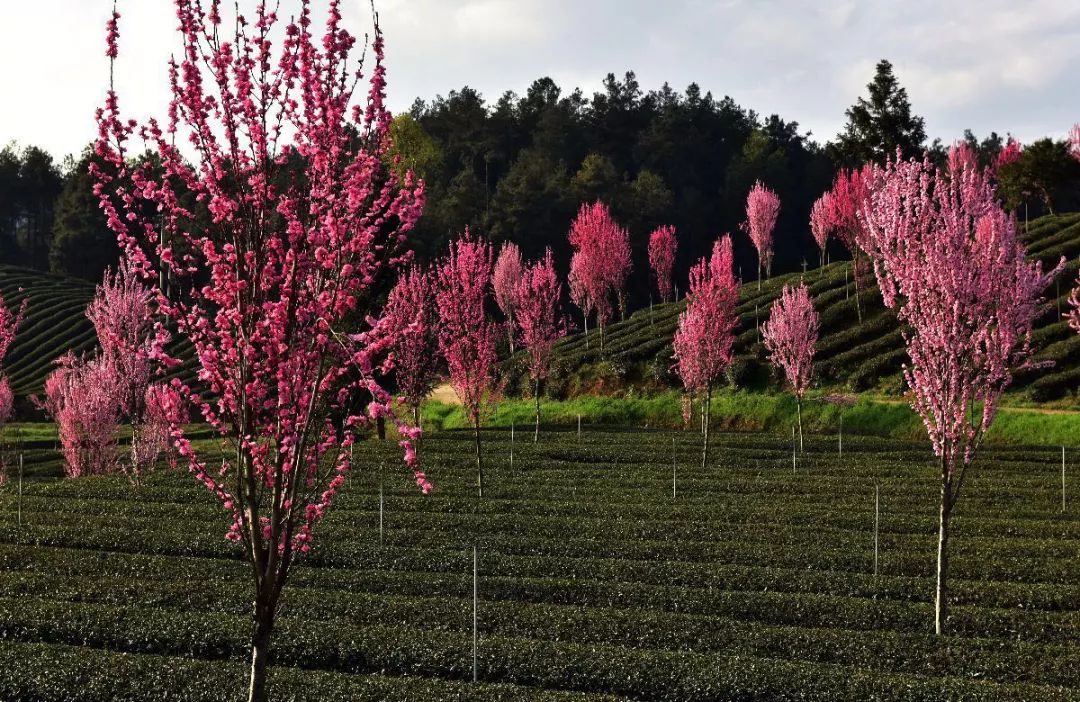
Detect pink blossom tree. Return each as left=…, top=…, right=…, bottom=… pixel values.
left=860, top=151, right=1063, bottom=635
left=809, top=192, right=833, bottom=271
left=994, top=136, right=1023, bottom=174
left=0, top=293, right=27, bottom=433
left=762, top=283, right=819, bottom=452
left=44, top=353, right=122, bottom=479
left=946, top=142, right=979, bottom=177
left=92, top=4, right=428, bottom=700
left=1069, top=123, right=1080, bottom=162
left=493, top=242, right=524, bottom=353
left=568, top=253, right=594, bottom=349
left=86, top=261, right=160, bottom=486
left=383, top=266, right=440, bottom=433
left=513, top=249, right=565, bottom=442
left=826, top=166, right=875, bottom=322
left=673, top=235, right=739, bottom=468
left=743, top=181, right=780, bottom=289
left=567, top=201, right=630, bottom=347
left=436, top=230, right=500, bottom=497
left=648, top=225, right=677, bottom=304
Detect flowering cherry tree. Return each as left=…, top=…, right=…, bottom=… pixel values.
left=809, top=192, right=833, bottom=270
left=648, top=225, right=677, bottom=304
left=762, top=283, right=819, bottom=452
left=436, top=230, right=500, bottom=497
left=43, top=353, right=122, bottom=479
left=827, top=166, right=875, bottom=321
left=1069, top=123, right=1080, bottom=162
left=743, top=181, right=780, bottom=289
left=493, top=242, right=524, bottom=353
left=861, top=151, right=1063, bottom=635
left=673, top=235, right=739, bottom=468
left=568, top=201, right=630, bottom=347
left=384, top=266, right=439, bottom=434
left=946, top=142, right=979, bottom=176
left=0, top=293, right=27, bottom=433
left=513, top=249, right=565, bottom=441
left=92, top=4, right=428, bottom=700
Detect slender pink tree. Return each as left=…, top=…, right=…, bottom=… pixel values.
left=44, top=353, right=123, bottom=479
left=1069, top=123, right=1080, bottom=162
left=673, top=235, right=739, bottom=468
left=946, top=142, right=979, bottom=177
left=648, top=225, right=677, bottom=304
left=384, top=266, right=440, bottom=434
left=1068, top=272, right=1080, bottom=335
left=762, top=283, right=819, bottom=452
left=993, top=136, right=1023, bottom=175
left=860, top=151, right=1063, bottom=635
left=92, top=4, right=428, bottom=700
left=0, top=293, right=27, bottom=433
left=826, top=166, right=875, bottom=321
left=567, top=201, right=630, bottom=347
left=568, top=253, right=593, bottom=349
left=436, top=230, right=500, bottom=497
left=513, top=249, right=565, bottom=442
left=809, top=192, right=833, bottom=271
left=492, top=242, right=524, bottom=354
left=743, top=181, right=780, bottom=289
left=86, top=260, right=159, bottom=486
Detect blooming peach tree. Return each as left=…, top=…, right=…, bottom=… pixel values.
left=673, top=235, right=739, bottom=468
left=493, top=242, right=524, bottom=353
left=93, top=3, right=428, bottom=700
left=513, top=249, right=565, bottom=441
left=762, top=283, right=819, bottom=452
left=648, top=225, right=677, bottom=304
left=743, top=181, right=780, bottom=288
left=861, top=151, right=1063, bottom=635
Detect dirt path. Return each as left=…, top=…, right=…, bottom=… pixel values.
left=428, top=383, right=461, bottom=405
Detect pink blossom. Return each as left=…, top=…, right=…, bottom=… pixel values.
left=383, top=266, right=439, bottom=428
left=762, top=282, right=819, bottom=451
left=743, top=181, right=780, bottom=283
left=513, top=249, right=565, bottom=441
left=492, top=242, right=524, bottom=353
left=647, top=225, right=677, bottom=304
left=567, top=201, right=631, bottom=347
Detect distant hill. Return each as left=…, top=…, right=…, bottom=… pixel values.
left=2, top=212, right=1078, bottom=409
left=504, top=212, right=1080, bottom=407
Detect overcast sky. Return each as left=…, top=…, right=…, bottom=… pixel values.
left=2, top=0, right=1078, bottom=162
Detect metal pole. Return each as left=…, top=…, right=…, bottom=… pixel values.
left=17, top=453, right=23, bottom=529
left=792, top=426, right=796, bottom=473
left=874, top=484, right=880, bottom=577
left=472, top=545, right=478, bottom=683
left=839, top=414, right=843, bottom=456
left=510, top=423, right=514, bottom=471
left=577, top=414, right=581, bottom=439
left=1063, top=446, right=1067, bottom=513
left=379, top=480, right=384, bottom=546
left=672, top=437, right=676, bottom=499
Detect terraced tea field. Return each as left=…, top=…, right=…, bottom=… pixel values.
left=0, top=426, right=1076, bottom=700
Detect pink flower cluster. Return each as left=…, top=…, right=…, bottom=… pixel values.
left=647, top=225, right=677, bottom=304
left=743, top=181, right=780, bottom=278
left=92, top=1, right=429, bottom=571
left=0, top=292, right=27, bottom=431
left=513, top=249, right=565, bottom=385
left=860, top=151, right=1064, bottom=475
left=493, top=242, right=524, bottom=351
left=383, top=266, right=440, bottom=423
left=567, top=201, right=631, bottom=338
left=762, top=283, right=819, bottom=398
left=673, top=235, right=739, bottom=393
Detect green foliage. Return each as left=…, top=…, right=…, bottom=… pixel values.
left=0, top=429, right=1076, bottom=699
left=831, top=59, right=927, bottom=166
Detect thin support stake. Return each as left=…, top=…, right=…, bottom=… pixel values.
left=839, top=414, right=843, bottom=456
left=1063, top=446, right=1067, bottom=513
left=792, top=426, right=796, bottom=473
left=379, top=481, right=384, bottom=546
left=17, top=453, right=23, bottom=529
left=874, top=484, right=880, bottom=578
left=577, top=415, right=581, bottom=439
left=472, top=545, right=478, bottom=683
left=672, top=437, right=676, bottom=499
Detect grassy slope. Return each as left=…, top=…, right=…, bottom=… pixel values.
left=513, top=212, right=1080, bottom=408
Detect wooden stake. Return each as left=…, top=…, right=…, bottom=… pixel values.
left=1063, top=446, right=1067, bottom=513
left=874, top=483, right=880, bottom=577
left=510, top=423, right=514, bottom=471
left=839, top=414, right=843, bottom=456
left=17, top=453, right=23, bottom=529
left=577, top=414, right=581, bottom=438
left=792, top=426, right=796, bottom=473
left=672, top=437, right=676, bottom=499
left=379, top=480, right=384, bottom=546
left=472, top=545, right=478, bottom=683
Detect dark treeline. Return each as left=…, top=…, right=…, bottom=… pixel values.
left=2, top=60, right=1078, bottom=308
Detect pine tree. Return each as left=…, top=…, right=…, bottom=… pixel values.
left=833, top=60, right=927, bottom=166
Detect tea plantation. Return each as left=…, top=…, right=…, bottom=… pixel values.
left=0, top=425, right=1076, bottom=700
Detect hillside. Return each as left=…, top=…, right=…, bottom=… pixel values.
left=505, top=212, right=1080, bottom=406
left=1, top=212, right=1079, bottom=408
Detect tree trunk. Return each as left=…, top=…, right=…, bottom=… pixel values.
left=474, top=420, right=484, bottom=499
left=533, top=379, right=541, bottom=443
left=376, top=416, right=386, bottom=441
left=701, top=386, right=712, bottom=470
left=935, top=460, right=953, bottom=635
left=757, top=262, right=762, bottom=291
left=247, top=604, right=274, bottom=702
left=412, top=404, right=422, bottom=456
left=853, top=254, right=864, bottom=324
left=507, top=312, right=515, bottom=355
left=583, top=313, right=589, bottom=350
left=796, top=395, right=804, bottom=453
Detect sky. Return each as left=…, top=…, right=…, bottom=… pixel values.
left=1, top=0, right=1078, bottom=163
